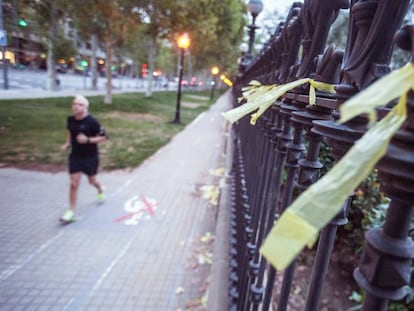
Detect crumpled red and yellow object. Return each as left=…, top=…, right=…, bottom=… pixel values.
left=260, top=63, right=414, bottom=271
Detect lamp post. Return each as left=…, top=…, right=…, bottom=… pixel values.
left=210, top=66, right=219, bottom=101
left=237, top=42, right=249, bottom=77
left=246, top=0, right=263, bottom=55
left=174, top=33, right=190, bottom=124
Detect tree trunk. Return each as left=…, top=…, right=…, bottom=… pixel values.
left=104, top=40, right=112, bottom=104
left=145, top=37, right=157, bottom=98
left=188, top=53, right=193, bottom=86
left=46, top=2, right=57, bottom=91
left=91, top=33, right=98, bottom=90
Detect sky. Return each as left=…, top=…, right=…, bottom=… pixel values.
left=256, top=0, right=297, bottom=27
left=261, top=0, right=297, bottom=13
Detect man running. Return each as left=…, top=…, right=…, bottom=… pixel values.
left=61, top=95, right=107, bottom=223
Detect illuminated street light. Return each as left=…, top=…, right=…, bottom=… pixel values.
left=211, top=66, right=219, bottom=75
left=220, top=74, right=233, bottom=87
left=210, top=66, right=219, bottom=101
left=174, top=33, right=190, bottom=124
left=177, top=33, right=190, bottom=50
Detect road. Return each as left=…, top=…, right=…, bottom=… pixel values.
left=1, top=68, right=152, bottom=92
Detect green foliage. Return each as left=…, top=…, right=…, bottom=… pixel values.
left=319, top=139, right=335, bottom=176
left=130, top=0, right=245, bottom=77
left=326, top=10, right=349, bottom=50
left=53, top=34, right=77, bottom=61
left=182, top=0, right=246, bottom=73
left=319, top=142, right=387, bottom=257
left=318, top=141, right=414, bottom=310
left=70, top=0, right=141, bottom=44
left=315, top=138, right=414, bottom=309
left=332, top=168, right=386, bottom=260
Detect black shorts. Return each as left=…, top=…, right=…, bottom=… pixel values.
left=69, top=154, right=99, bottom=176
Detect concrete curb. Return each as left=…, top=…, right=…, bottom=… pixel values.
left=207, top=93, right=234, bottom=311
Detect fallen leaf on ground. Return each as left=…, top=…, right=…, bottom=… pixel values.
left=200, top=232, right=214, bottom=243
left=199, top=185, right=219, bottom=206
left=209, top=167, right=225, bottom=177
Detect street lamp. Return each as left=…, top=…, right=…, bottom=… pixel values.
left=246, top=0, right=263, bottom=55
left=237, top=42, right=250, bottom=77
left=174, top=33, right=190, bottom=124
left=210, top=66, right=219, bottom=101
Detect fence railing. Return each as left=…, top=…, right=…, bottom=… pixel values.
left=227, top=1, right=414, bottom=310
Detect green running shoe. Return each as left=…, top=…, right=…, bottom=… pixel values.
left=97, top=192, right=106, bottom=204
left=60, top=210, right=76, bottom=223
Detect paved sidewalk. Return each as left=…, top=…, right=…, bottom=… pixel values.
left=0, top=90, right=233, bottom=310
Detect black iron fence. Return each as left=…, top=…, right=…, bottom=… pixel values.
left=226, top=1, right=414, bottom=310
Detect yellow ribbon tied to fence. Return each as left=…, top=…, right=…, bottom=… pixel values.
left=260, top=63, right=414, bottom=271
left=222, top=79, right=335, bottom=125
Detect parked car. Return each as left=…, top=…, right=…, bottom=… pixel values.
left=74, top=65, right=90, bottom=76
left=55, top=63, right=67, bottom=73
left=99, top=68, right=118, bottom=78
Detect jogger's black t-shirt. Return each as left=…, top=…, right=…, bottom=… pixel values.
left=67, top=115, right=106, bottom=156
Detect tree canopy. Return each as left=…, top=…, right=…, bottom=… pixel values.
left=3, top=0, right=248, bottom=95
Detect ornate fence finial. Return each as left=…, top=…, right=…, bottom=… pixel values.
left=296, top=0, right=350, bottom=79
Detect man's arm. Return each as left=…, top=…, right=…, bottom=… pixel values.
left=62, top=131, right=71, bottom=150
left=87, top=135, right=107, bottom=144
left=76, top=132, right=107, bottom=145
left=76, top=121, right=108, bottom=144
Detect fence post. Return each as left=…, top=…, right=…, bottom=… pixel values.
left=356, top=25, right=414, bottom=310
left=312, top=1, right=411, bottom=310
left=229, top=1, right=412, bottom=310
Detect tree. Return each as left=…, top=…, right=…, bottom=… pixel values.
left=131, top=0, right=180, bottom=97
left=53, top=34, right=77, bottom=62
left=69, top=1, right=104, bottom=91
left=171, top=0, right=246, bottom=76
left=70, top=0, right=141, bottom=104
left=19, top=0, right=71, bottom=90
left=127, top=0, right=245, bottom=97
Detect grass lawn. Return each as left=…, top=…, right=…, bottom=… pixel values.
left=0, top=90, right=217, bottom=171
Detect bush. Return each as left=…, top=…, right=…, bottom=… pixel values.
left=318, top=141, right=414, bottom=309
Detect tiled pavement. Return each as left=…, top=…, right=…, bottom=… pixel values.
left=0, top=91, right=232, bottom=310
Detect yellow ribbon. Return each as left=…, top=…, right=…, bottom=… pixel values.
left=308, top=79, right=336, bottom=105
left=339, top=63, right=414, bottom=125
left=222, top=79, right=335, bottom=125
left=260, top=63, right=414, bottom=271
left=250, top=78, right=309, bottom=125
left=222, top=83, right=277, bottom=124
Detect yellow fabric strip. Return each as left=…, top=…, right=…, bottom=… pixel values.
left=260, top=209, right=318, bottom=269
left=339, top=63, right=414, bottom=125
left=308, top=79, right=336, bottom=105
left=222, top=83, right=276, bottom=124
left=260, top=95, right=407, bottom=270
left=222, top=79, right=335, bottom=125
left=309, top=80, right=336, bottom=93
left=260, top=64, right=413, bottom=271
left=250, top=78, right=310, bottom=125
